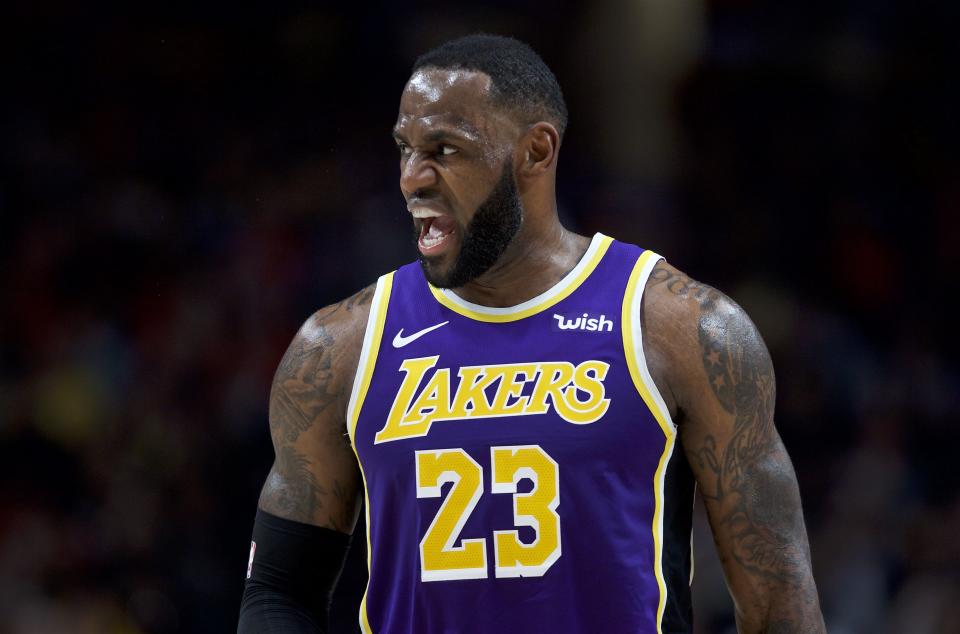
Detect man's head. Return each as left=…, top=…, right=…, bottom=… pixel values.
left=393, top=34, right=567, bottom=288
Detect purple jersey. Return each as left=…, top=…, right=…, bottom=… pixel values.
left=347, top=234, right=695, bottom=633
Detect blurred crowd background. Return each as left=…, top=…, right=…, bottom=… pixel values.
left=3, top=1, right=958, bottom=632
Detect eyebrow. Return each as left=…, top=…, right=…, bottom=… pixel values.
left=425, top=129, right=478, bottom=144
left=392, top=121, right=481, bottom=144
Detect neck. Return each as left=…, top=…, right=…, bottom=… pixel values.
left=451, top=216, right=591, bottom=308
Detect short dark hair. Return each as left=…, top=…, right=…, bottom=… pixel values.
left=412, top=34, right=569, bottom=138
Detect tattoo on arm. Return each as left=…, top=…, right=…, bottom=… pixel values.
left=268, top=282, right=376, bottom=445
left=270, top=327, right=336, bottom=443
left=696, top=316, right=802, bottom=583
left=651, top=264, right=823, bottom=632
left=267, top=446, right=328, bottom=521
left=258, top=284, right=374, bottom=530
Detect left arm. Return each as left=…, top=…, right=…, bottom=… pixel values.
left=643, top=261, right=826, bottom=633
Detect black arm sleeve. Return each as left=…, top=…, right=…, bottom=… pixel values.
left=237, top=510, right=352, bottom=634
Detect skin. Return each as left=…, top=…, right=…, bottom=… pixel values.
left=393, top=69, right=590, bottom=306
left=256, top=68, right=826, bottom=633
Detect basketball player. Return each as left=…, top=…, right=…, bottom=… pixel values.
left=238, top=35, right=826, bottom=633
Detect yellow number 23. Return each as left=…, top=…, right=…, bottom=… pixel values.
left=415, top=445, right=561, bottom=582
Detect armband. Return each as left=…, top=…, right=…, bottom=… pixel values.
left=238, top=510, right=351, bottom=633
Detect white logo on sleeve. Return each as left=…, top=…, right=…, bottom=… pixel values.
left=246, top=541, right=257, bottom=579
left=552, top=313, right=614, bottom=332
left=392, top=321, right=450, bottom=348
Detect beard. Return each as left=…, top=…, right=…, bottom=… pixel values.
left=416, top=161, right=523, bottom=289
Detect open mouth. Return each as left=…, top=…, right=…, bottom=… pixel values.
left=417, top=214, right=456, bottom=253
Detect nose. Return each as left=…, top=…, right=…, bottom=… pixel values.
left=399, top=151, right=438, bottom=197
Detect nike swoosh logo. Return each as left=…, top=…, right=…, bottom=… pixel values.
left=392, top=321, right=450, bottom=348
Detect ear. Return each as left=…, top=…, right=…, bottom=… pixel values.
left=518, top=122, right=560, bottom=177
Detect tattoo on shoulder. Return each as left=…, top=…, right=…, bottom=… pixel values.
left=269, top=284, right=375, bottom=444
left=345, top=283, right=375, bottom=310
left=270, top=325, right=336, bottom=443
left=649, top=263, right=718, bottom=305
left=259, top=284, right=374, bottom=526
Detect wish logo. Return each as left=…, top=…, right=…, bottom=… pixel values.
left=552, top=313, right=614, bottom=333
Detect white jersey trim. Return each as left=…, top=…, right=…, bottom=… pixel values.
left=347, top=273, right=392, bottom=445
left=627, top=251, right=676, bottom=431
left=621, top=249, right=677, bottom=634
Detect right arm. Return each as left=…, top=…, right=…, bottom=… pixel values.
left=259, top=283, right=375, bottom=530
left=238, top=284, right=375, bottom=633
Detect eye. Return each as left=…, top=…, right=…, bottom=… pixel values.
left=439, top=145, right=458, bottom=156
left=397, top=142, right=412, bottom=157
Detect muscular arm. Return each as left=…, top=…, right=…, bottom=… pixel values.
left=643, top=262, right=825, bottom=634
left=258, top=283, right=375, bottom=530
left=239, top=284, right=375, bottom=633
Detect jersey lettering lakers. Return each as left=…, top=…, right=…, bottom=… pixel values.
left=347, top=234, right=695, bottom=633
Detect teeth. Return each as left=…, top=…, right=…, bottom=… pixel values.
left=422, top=233, right=444, bottom=247
left=421, top=228, right=448, bottom=248
left=410, top=209, right=443, bottom=219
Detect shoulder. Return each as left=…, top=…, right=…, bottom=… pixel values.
left=290, top=283, right=378, bottom=358
left=642, top=259, right=736, bottom=336
left=260, top=282, right=380, bottom=527
left=270, top=282, right=379, bottom=433
left=640, top=259, right=772, bottom=417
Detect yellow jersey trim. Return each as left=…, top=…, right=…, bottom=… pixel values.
left=621, top=250, right=676, bottom=634
left=346, top=271, right=394, bottom=634
left=427, top=233, right=614, bottom=323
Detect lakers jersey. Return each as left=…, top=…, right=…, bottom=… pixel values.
left=347, top=234, right=695, bottom=633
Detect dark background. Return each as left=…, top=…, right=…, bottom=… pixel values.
left=2, top=1, right=958, bottom=632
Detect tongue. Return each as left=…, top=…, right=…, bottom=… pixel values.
left=427, top=215, right=455, bottom=237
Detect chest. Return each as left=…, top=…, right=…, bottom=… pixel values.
left=356, top=309, right=664, bottom=482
